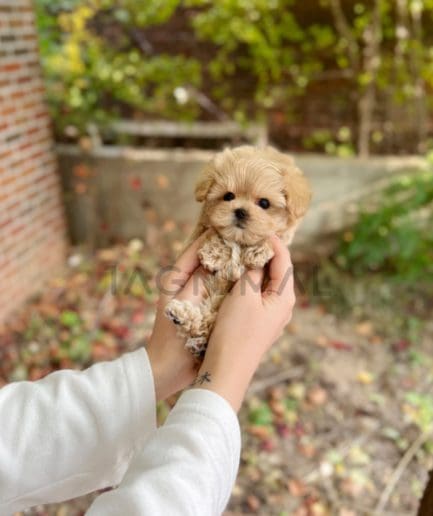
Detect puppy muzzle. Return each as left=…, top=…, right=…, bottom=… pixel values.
left=233, top=208, right=248, bottom=228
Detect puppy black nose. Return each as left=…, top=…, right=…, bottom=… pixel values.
left=234, top=208, right=248, bottom=220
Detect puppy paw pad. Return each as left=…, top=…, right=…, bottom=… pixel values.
left=186, top=336, right=207, bottom=357
left=166, top=310, right=181, bottom=325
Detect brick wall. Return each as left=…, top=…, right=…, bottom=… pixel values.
left=0, top=0, right=67, bottom=325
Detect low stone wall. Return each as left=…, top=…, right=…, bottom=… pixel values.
left=57, top=145, right=424, bottom=253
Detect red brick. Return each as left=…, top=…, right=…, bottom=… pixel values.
left=2, top=63, right=21, bottom=72
left=0, top=2, right=67, bottom=325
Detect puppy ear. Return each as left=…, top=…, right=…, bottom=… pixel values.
left=261, top=147, right=311, bottom=219
left=265, top=149, right=311, bottom=219
left=195, top=148, right=233, bottom=201
left=195, top=163, right=215, bottom=202
left=283, top=166, right=312, bottom=220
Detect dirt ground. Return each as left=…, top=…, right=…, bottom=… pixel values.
left=1, top=242, right=432, bottom=516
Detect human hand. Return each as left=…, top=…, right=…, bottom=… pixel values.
left=192, top=235, right=296, bottom=411
left=146, top=234, right=209, bottom=401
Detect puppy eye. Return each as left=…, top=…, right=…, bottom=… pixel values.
left=258, top=198, right=270, bottom=209
left=223, top=192, right=235, bottom=201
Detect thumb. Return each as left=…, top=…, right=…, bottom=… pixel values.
left=231, top=268, right=264, bottom=298
left=263, top=236, right=294, bottom=300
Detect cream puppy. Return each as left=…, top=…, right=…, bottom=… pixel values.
left=165, top=145, right=311, bottom=358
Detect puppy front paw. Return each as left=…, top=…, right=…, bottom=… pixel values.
left=185, top=336, right=207, bottom=360
left=243, top=243, right=274, bottom=269
left=198, top=235, right=231, bottom=273
left=165, top=299, right=202, bottom=336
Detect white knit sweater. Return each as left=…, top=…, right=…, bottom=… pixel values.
left=0, top=348, right=241, bottom=515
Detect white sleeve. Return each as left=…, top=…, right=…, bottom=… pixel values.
left=0, top=348, right=156, bottom=515
left=86, top=389, right=241, bottom=516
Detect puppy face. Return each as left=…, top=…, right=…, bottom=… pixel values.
left=195, top=146, right=311, bottom=246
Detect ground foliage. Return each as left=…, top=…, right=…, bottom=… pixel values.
left=1, top=232, right=433, bottom=516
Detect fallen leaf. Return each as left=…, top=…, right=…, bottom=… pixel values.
left=260, top=438, right=276, bottom=452
left=268, top=386, right=285, bottom=400
left=247, top=425, right=271, bottom=440
left=287, top=478, right=307, bottom=497
left=307, top=386, right=328, bottom=406
left=271, top=349, right=282, bottom=364
left=129, top=176, right=142, bottom=191
left=73, top=163, right=91, bottom=178
left=246, top=466, right=261, bottom=482
left=369, top=335, right=384, bottom=345
left=163, top=219, right=176, bottom=233
left=356, top=371, right=374, bottom=385
left=131, top=309, right=145, bottom=324
left=298, top=442, right=317, bottom=458
left=269, top=399, right=285, bottom=417
left=37, top=303, right=60, bottom=318
left=393, top=339, right=411, bottom=352
left=355, top=321, right=373, bottom=337
left=276, top=422, right=291, bottom=438
left=98, top=249, right=118, bottom=262
left=315, top=335, right=329, bottom=347
left=339, top=509, right=357, bottom=516
left=92, top=342, right=117, bottom=361
left=287, top=382, right=306, bottom=400
left=311, top=502, right=328, bottom=516
left=29, top=367, right=51, bottom=381
left=348, top=446, right=370, bottom=466
left=246, top=494, right=261, bottom=512
left=156, top=174, right=170, bottom=189
left=340, top=477, right=364, bottom=497
left=330, top=340, right=353, bottom=351
left=294, top=421, right=306, bottom=438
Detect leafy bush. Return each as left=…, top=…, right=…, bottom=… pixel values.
left=35, top=0, right=201, bottom=137
left=35, top=0, right=433, bottom=153
left=336, top=163, right=433, bottom=281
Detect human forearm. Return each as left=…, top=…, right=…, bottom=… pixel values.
left=0, top=349, right=156, bottom=514
left=146, top=315, right=197, bottom=402
left=192, top=341, right=259, bottom=412
left=86, top=389, right=241, bottom=515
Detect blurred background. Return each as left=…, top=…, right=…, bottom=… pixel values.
left=1, top=1, right=433, bottom=515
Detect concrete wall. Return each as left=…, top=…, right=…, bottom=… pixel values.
left=0, top=0, right=67, bottom=325
left=57, top=145, right=424, bottom=254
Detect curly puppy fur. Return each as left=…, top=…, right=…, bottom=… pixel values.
left=165, top=145, right=311, bottom=359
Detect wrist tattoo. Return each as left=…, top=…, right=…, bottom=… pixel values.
left=191, top=371, right=212, bottom=386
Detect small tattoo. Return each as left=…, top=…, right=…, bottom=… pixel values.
left=191, top=371, right=212, bottom=386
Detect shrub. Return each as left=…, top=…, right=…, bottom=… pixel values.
left=35, top=0, right=433, bottom=153
left=336, top=163, right=433, bottom=281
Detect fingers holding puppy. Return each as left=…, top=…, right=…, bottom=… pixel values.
left=158, top=230, right=210, bottom=304
left=263, top=235, right=295, bottom=306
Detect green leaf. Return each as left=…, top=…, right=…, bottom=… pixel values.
left=69, top=336, right=91, bottom=361
left=248, top=402, right=273, bottom=426
left=60, top=310, right=81, bottom=328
